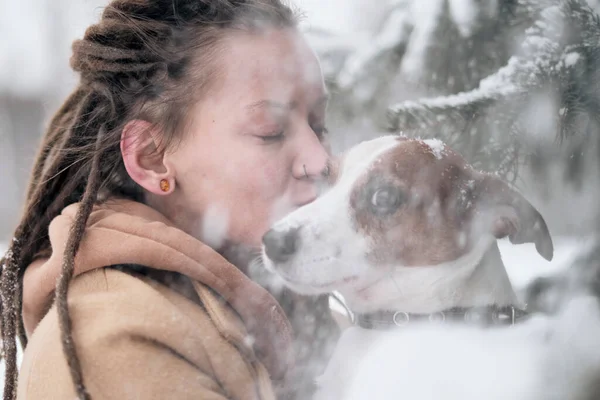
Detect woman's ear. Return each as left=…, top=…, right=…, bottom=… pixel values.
left=120, top=120, right=175, bottom=195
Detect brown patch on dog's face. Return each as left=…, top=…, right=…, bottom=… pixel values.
left=349, top=140, right=471, bottom=267
left=349, top=139, right=553, bottom=268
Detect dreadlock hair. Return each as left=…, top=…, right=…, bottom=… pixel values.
left=0, top=1, right=298, bottom=399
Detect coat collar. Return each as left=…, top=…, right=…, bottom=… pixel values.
left=23, top=198, right=294, bottom=380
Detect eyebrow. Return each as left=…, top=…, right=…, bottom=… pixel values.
left=245, top=94, right=329, bottom=113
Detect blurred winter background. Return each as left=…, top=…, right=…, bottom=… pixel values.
left=2, top=0, right=600, bottom=396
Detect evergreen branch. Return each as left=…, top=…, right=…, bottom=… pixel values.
left=386, top=0, right=600, bottom=180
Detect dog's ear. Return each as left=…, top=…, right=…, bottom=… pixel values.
left=465, top=174, right=554, bottom=261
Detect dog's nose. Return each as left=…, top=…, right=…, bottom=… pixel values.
left=262, top=227, right=300, bottom=263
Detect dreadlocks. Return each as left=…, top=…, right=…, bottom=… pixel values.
left=0, top=1, right=297, bottom=398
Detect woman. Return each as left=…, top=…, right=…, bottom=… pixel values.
left=0, top=1, right=339, bottom=399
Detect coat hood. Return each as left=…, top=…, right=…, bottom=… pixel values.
left=22, top=198, right=294, bottom=378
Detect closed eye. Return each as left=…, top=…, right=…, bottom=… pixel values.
left=257, top=132, right=285, bottom=142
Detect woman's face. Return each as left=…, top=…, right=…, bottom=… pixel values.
left=164, top=29, right=330, bottom=254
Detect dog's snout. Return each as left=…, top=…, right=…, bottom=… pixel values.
left=262, top=227, right=300, bottom=263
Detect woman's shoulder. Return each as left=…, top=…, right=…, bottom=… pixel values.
left=62, top=266, right=252, bottom=358
left=19, top=267, right=275, bottom=400
left=28, top=267, right=219, bottom=367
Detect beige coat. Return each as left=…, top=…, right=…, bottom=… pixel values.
left=18, top=199, right=295, bottom=399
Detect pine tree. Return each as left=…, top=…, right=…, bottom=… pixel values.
left=387, top=0, right=600, bottom=180
left=314, top=0, right=600, bottom=180
left=313, top=0, right=529, bottom=175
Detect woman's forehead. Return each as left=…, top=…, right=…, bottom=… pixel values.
left=218, top=29, right=325, bottom=104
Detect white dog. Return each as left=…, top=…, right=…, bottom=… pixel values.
left=259, top=136, right=598, bottom=399
left=262, top=135, right=552, bottom=313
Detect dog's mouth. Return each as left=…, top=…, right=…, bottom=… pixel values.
left=263, top=253, right=341, bottom=273
left=312, top=275, right=360, bottom=288
left=347, top=275, right=393, bottom=302
left=262, top=247, right=367, bottom=291
left=275, top=270, right=360, bottom=290
left=355, top=275, right=386, bottom=294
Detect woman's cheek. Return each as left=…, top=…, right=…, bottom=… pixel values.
left=249, top=167, right=293, bottom=224
left=258, top=158, right=289, bottom=193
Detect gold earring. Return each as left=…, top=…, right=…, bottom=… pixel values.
left=160, top=179, right=170, bottom=192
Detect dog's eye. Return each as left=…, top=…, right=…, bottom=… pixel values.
left=370, top=187, right=404, bottom=214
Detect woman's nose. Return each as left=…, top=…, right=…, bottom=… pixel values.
left=292, top=131, right=330, bottom=181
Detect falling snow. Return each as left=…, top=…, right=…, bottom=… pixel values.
left=563, top=52, right=581, bottom=67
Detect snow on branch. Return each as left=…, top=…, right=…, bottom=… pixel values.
left=388, top=0, right=600, bottom=139
left=388, top=1, right=562, bottom=131
left=385, top=0, right=600, bottom=180
left=386, top=82, right=520, bottom=131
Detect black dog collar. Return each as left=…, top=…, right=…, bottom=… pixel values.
left=354, top=305, right=529, bottom=330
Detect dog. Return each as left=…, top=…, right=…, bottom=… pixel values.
left=260, top=135, right=557, bottom=399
